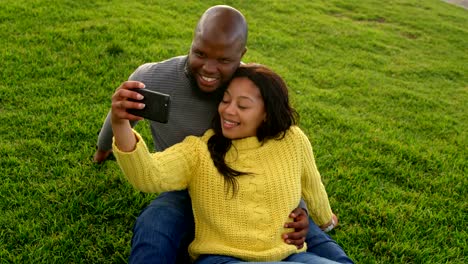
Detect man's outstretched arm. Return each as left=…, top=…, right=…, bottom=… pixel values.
left=93, top=111, right=114, bottom=163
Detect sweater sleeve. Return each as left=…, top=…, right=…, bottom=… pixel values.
left=112, top=130, right=199, bottom=193
left=295, top=127, right=333, bottom=226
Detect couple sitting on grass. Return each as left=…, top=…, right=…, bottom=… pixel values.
left=111, top=63, right=342, bottom=264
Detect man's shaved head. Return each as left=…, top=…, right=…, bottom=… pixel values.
left=195, top=5, right=248, bottom=49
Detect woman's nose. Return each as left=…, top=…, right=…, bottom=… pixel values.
left=223, top=103, right=236, bottom=115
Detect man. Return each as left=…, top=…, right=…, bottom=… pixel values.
left=94, top=5, right=353, bottom=264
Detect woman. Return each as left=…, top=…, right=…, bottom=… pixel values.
left=112, top=64, right=339, bottom=263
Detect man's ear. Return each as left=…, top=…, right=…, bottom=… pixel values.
left=241, top=47, right=247, bottom=57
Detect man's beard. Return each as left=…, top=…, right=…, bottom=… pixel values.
left=184, top=54, right=197, bottom=86
left=185, top=54, right=227, bottom=97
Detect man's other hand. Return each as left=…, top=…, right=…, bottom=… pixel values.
left=93, top=149, right=112, bottom=164
left=283, top=208, right=309, bottom=249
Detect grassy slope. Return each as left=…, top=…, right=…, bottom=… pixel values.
left=0, top=0, right=466, bottom=263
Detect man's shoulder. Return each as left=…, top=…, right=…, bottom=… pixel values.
left=128, top=55, right=188, bottom=87
left=135, top=55, right=187, bottom=74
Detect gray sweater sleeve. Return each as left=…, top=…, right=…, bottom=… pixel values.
left=96, top=111, right=114, bottom=151
left=299, top=199, right=309, bottom=215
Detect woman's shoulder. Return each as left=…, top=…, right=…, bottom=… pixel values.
left=200, top=129, right=215, bottom=141
left=283, top=126, right=313, bottom=149
left=286, top=125, right=308, bottom=139
left=182, top=129, right=214, bottom=145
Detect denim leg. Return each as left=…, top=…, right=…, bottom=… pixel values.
left=195, top=255, right=243, bottom=264
left=128, top=190, right=194, bottom=264
left=195, top=255, right=307, bottom=264
left=284, top=252, right=341, bottom=264
left=306, top=218, right=354, bottom=264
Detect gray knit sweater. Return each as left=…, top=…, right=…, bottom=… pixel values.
left=97, top=55, right=221, bottom=151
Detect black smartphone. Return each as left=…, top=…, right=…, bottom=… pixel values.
left=127, top=89, right=171, bottom=123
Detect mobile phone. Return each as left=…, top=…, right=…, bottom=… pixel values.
left=127, top=89, right=171, bottom=123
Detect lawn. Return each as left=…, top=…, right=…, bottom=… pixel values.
left=0, top=0, right=466, bottom=263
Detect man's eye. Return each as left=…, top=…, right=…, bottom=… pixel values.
left=219, top=58, right=231, bottom=64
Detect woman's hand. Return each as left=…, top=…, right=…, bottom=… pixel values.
left=111, top=81, right=146, bottom=152
left=111, top=81, right=146, bottom=123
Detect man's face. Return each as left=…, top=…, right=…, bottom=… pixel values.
left=188, top=32, right=245, bottom=93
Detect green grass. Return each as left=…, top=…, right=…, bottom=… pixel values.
left=1, top=0, right=466, bottom=263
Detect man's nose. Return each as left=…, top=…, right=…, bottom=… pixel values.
left=202, top=59, right=218, bottom=73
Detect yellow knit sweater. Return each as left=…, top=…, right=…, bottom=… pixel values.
left=113, top=126, right=333, bottom=261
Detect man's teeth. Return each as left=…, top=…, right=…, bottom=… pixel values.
left=201, top=76, right=216, bottom=82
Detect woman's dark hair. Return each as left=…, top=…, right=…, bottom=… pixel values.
left=208, top=63, right=298, bottom=196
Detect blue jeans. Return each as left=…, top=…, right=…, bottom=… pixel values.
left=195, top=252, right=341, bottom=264
left=129, top=190, right=353, bottom=264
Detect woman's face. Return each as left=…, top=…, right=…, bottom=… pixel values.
left=218, top=77, right=266, bottom=139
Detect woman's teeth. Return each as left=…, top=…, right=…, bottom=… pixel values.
left=223, top=119, right=239, bottom=127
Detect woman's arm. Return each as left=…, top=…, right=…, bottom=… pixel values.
left=110, top=81, right=197, bottom=193
left=110, top=81, right=146, bottom=152
left=297, top=129, right=334, bottom=227
left=113, top=130, right=200, bottom=193
left=320, top=213, right=339, bottom=233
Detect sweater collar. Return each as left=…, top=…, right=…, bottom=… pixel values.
left=231, top=136, right=262, bottom=151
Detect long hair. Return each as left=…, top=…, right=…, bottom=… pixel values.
left=208, top=63, right=298, bottom=196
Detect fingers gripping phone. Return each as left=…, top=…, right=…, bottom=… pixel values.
left=127, top=89, right=171, bottom=123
